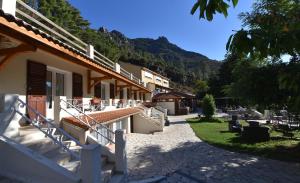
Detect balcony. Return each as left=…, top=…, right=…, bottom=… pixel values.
left=14, top=0, right=142, bottom=87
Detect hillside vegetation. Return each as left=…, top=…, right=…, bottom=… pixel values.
left=24, top=0, right=221, bottom=90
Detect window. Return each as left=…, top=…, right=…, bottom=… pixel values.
left=156, top=77, right=162, bottom=82
left=56, top=73, right=65, bottom=96
left=144, top=71, right=153, bottom=79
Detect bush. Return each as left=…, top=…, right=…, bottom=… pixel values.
left=202, top=94, right=216, bottom=119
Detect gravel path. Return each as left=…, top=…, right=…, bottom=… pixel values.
left=127, top=114, right=300, bottom=183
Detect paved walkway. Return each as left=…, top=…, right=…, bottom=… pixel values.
left=126, top=114, right=300, bottom=183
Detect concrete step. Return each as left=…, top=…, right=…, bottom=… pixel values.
left=102, top=163, right=115, bottom=183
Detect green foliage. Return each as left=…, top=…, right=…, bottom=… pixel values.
left=191, top=0, right=239, bottom=21
left=194, top=80, right=209, bottom=99
left=202, top=94, right=216, bottom=118
left=227, top=0, right=300, bottom=58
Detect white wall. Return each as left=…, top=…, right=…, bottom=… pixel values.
left=157, top=102, right=175, bottom=115
left=0, top=136, right=80, bottom=183
left=132, top=114, right=163, bottom=134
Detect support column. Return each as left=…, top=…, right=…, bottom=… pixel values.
left=80, top=144, right=101, bottom=183
left=115, top=129, right=127, bottom=174
left=114, top=63, right=121, bottom=73
left=86, top=44, right=94, bottom=59
left=0, top=0, right=16, bottom=16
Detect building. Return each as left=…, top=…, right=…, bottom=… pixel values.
left=152, top=91, right=196, bottom=115
left=0, top=1, right=166, bottom=182
left=119, top=62, right=172, bottom=99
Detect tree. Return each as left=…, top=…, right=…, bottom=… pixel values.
left=227, top=0, right=300, bottom=58
left=194, top=80, right=209, bottom=99
left=191, top=0, right=239, bottom=21
left=202, top=94, right=216, bottom=118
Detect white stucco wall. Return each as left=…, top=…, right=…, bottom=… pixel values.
left=132, top=114, right=163, bottom=134
left=157, top=102, right=175, bottom=115
left=0, top=136, right=80, bottom=183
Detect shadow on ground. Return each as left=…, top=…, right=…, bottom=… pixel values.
left=128, top=139, right=300, bottom=183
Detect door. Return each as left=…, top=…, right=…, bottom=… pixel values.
left=94, top=83, right=101, bottom=98
left=110, top=83, right=115, bottom=99
left=72, top=73, right=83, bottom=106
left=27, top=61, right=47, bottom=121
left=120, top=88, right=124, bottom=99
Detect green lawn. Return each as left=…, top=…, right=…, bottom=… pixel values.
left=188, top=118, right=300, bottom=162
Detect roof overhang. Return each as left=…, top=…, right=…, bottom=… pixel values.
left=0, top=12, right=151, bottom=93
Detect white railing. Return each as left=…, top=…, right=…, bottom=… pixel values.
left=14, top=0, right=146, bottom=87
left=120, top=67, right=131, bottom=79
left=13, top=98, right=82, bottom=160
left=132, top=75, right=140, bottom=84
left=16, top=0, right=87, bottom=54
left=60, top=99, right=115, bottom=145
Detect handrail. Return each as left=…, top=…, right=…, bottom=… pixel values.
left=16, top=0, right=87, bottom=50
left=60, top=99, right=115, bottom=144
left=14, top=98, right=82, bottom=160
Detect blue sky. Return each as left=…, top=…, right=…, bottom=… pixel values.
left=68, top=0, right=253, bottom=61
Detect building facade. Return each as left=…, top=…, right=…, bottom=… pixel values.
left=119, top=62, right=172, bottom=99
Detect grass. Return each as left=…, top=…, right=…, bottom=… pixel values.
left=187, top=117, right=300, bottom=162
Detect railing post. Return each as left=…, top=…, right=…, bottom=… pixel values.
left=80, top=144, right=102, bottom=183
left=138, top=79, right=141, bottom=84
left=86, top=44, right=94, bottom=59
left=130, top=73, right=133, bottom=80
left=114, top=63, right=120, bottom=73
left=115, top=129, right=127, bottom=174
left=0, top=0, right=16, bottom=16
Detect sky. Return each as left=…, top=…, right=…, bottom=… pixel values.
left=68, top=0, right=253, bottom=61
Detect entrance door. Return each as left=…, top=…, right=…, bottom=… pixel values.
left=27, top=61, right=47, bottom=121
left=94, top=83, right=101, bottom=98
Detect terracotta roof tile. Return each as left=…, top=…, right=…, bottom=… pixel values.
left=63, top=107, right=142, bottom=130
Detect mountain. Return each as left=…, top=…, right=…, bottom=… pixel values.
left=25, top=0, right=221, bottom=92
left=104, top=30, right=221, bottom=88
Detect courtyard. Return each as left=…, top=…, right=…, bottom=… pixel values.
left=127, top=115, right=300, bottom=183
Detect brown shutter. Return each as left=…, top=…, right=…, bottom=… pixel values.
left=72, top=73, right=83, bottom=98
left=110, top=83, right=115, bottom=99
left=27, top=61, right=46, bottom=95
left=94, top=83, right=101, bottom=98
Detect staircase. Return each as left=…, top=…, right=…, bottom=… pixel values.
left=0, top=96, right=125, bottom=183
left=59, top=99, right=125, bottom=183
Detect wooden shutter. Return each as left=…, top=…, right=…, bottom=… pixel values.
left=72, top=73, right=83, bottom=98
left=110, top=83, right=115, bottom=99
left=94, top=83, right=101, bottom=98
left=27, top=61, right=47, bottom=120
left=27, top=61, right=46, bottom=95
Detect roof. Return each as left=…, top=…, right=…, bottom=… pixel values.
left=0, top=10, right=150, bottom=93
left=152, top=93, right=184, bottom=100
left=153, top=91, right=196, bottom=100
left=63, top=107, right=143, bottom=130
